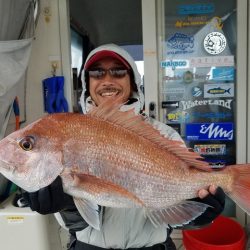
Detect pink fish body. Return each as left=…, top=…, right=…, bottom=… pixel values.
left=0, top=100, right=250, bottom=229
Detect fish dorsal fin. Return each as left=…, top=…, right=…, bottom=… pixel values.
left=88, top=98, right=210, bottom=171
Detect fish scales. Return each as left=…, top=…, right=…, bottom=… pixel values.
left=50, top=114, right=230, bottom=208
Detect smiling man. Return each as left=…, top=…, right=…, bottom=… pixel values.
left=86, top=58, right=132, bottom=105
left=80, top=44, right=145, bottom=115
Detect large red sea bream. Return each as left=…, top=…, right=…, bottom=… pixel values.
left=0, top=100, right=250, bottom=230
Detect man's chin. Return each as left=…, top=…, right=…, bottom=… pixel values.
left=99, top=95, right=123, bottom=104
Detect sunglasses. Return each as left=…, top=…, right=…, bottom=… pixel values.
left=87, top=67, right=129, bottom=79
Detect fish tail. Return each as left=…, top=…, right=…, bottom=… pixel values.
left=228, top=164, right=250, bottom=214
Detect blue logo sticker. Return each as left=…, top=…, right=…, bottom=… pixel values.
left=186, top=123, right=233, bottom=141
left=161, top=60, right=189, bottom=69
left=178, top=4, right=215, bottom=15
left=212, top=67, right=235, bottom=81
left=167, top=33, right=194, bottom=50
left=191, top=112, right=232, bottom=120
left=192, top=86, right=202, bottom=97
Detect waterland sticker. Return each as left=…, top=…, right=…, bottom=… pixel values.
left=181, top=99, right=233, bottom=110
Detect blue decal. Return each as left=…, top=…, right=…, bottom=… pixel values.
left=192, top=86, right=202, bottom=97
left=191, top=112, right=232, bottom=119
left=167, top=33, right=194, bottom=51
left=212, top=67, right=235, bottom=81
left=186, top=123, right=233, bottom=141
left=161, top=60, right=188, bottom=69
left=178, top=4, right=215, bottom=15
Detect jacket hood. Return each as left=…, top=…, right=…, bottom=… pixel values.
left=80, top=44, right=144, bottom=114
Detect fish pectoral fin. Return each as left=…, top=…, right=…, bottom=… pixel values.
left=73, top=197, right=101, bottom=230
left=146, top=201, right=210, bottom=228
left=73, top=173, right=144, bottom=206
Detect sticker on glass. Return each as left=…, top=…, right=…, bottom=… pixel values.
left=186, top=122, right=233, bottom=141
left=203, top=32, right=227, bottom=55
left=204, top=83, right=234, bottom=98
left=193, top=144, right=226, bottom=155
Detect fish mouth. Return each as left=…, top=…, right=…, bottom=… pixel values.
left=98, top=88, right=120, bottom=97
left=0, top=159, right=16, bottom=177
left=0, top=159, right=12, bottom=170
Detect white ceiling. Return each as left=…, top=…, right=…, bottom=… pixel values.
left=69, top=0, right=142, bottom=46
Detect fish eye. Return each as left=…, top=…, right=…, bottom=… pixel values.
left=19, top=136, right=35, bottom=151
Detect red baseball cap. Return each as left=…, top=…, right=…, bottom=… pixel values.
left=84, top=50, right=131, bottom=70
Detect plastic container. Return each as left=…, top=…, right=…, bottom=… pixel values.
left=182, top=215, right=246, bottom=250
left=0, top=193, right=51, bottom=250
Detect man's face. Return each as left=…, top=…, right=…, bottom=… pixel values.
left=88, top=57, right=132, bottom=106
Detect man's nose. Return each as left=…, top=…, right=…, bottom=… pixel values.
left=101, top=81, right=114, bottom=87
left=102, top=72, right=114, bottom=81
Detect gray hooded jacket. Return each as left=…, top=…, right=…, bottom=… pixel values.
left=56, top=44, right=183, bottom=249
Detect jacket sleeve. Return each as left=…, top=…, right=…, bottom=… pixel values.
left=57, top=208, right=89, bottom=233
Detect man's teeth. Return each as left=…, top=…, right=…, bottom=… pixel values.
left=101, top=91, right=118, bottom=97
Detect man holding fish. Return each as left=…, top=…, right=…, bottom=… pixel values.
left=22, top=44, right=225, bottom=250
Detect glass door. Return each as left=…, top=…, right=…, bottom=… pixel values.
left=153, top=0, right=248, bottom=223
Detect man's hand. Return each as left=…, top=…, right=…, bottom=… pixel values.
left=183, top=185, right=225, bottom=228
left=22, top=176, right=74, bottom=214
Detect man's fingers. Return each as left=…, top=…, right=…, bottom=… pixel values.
left=198, top=184, right=218, bottom=198
left=198, top=189, right=209, bottom=199
left=209, top=184, right=217, bottom=195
